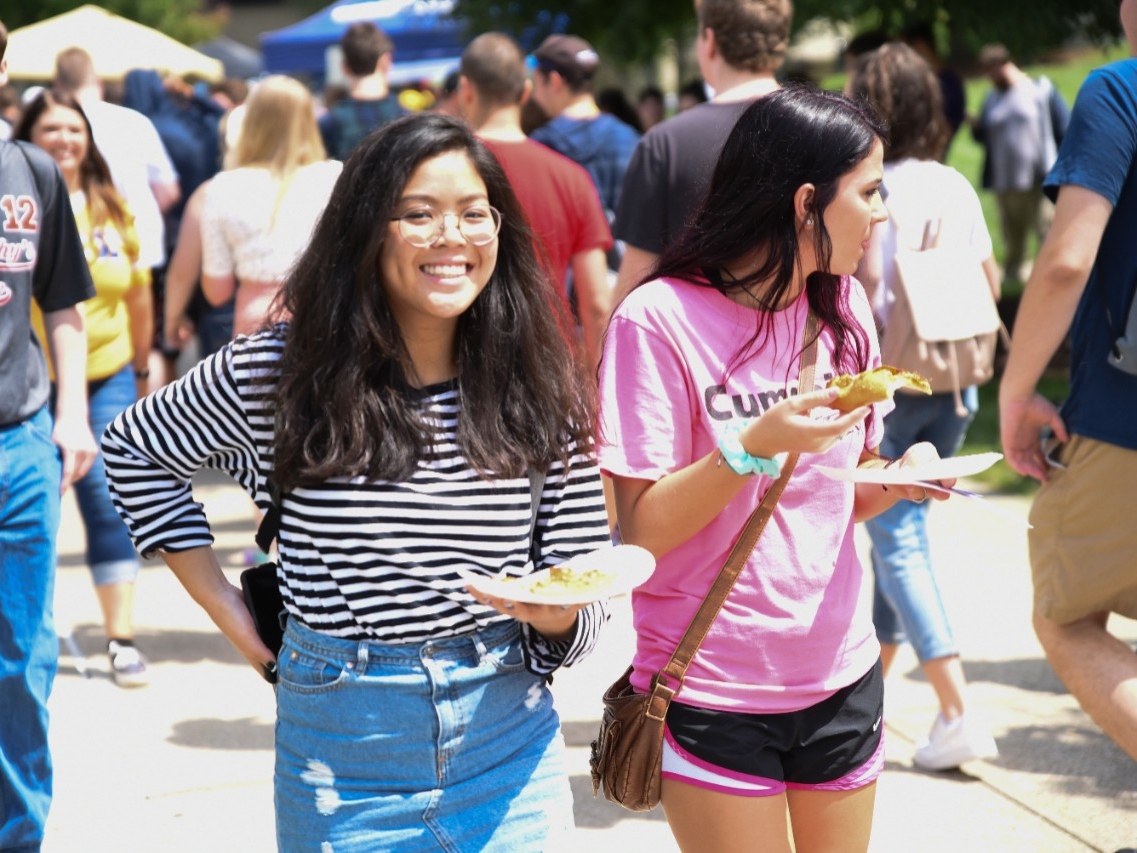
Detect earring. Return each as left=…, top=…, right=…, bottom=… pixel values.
left=806, top=217, right=814, bottom=227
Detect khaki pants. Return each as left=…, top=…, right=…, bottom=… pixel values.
left=996, top=186, right=1053, bottom=281
left=1029, top=434, right=1137, bottom=623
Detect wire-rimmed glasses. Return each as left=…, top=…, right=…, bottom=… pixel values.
left=390, top=205, right=502, bottom=247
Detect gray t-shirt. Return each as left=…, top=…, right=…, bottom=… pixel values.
left=0, top=141, right=95, bottom=425
left=977, top=79, right=1052, bottom=192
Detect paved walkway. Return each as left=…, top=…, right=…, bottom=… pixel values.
left=45, top=470, right=1137, bottom=852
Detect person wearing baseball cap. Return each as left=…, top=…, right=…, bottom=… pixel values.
left=458, top=32, right=613, bottom=375
left=530, top=35, right=640, bottom=278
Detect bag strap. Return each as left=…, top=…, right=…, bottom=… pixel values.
left=644, top=311, right=820, bottom=720
left=527, top=467, right=547, bottom=569
left=255, top=478, right=283, bottom=553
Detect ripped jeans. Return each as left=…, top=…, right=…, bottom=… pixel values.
left=274, top=618, right=575, bottom=853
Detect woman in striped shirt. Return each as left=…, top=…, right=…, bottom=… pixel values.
left=102, top=113, right=611, bottom=851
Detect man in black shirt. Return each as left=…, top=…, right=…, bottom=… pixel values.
left=613, top=0, right=791, bottom=299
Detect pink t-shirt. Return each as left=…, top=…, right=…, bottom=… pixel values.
left=598, top=277, right=888, bottom=714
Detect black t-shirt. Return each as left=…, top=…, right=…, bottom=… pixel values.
left=0, top=142, right=95, bottom=425
left=613, top=100, right=753, bottom=256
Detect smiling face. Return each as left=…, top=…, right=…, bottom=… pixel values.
left=378, top=149, right=498, bottom=343
left=818, top=138, right=887, bottom=275
left=31, top=103, right=88, bottom=187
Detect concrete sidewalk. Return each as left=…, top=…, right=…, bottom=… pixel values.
left=44, top=470, right=1137, bottom=852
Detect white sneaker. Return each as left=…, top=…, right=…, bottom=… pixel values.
left=108, top=640, right=150, bottom=688
left=913, top=713, right=998, bottom=771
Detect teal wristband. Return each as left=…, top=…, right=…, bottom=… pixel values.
left=717, top=421, right=784, bottom=478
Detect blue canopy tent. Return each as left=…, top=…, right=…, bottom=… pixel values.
left=260, top=0, right=468, bottom=83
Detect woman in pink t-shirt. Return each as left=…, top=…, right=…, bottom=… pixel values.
left=598, top=86, right=954, bottom=851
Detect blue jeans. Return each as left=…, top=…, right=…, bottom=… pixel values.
left=274, top=619, right=575, bottom=852
left=195, top=299, right=233, bottom=359
left=71, top=366, right=140, bottom=587
left=865, top=388, right=977, bottom=661
left=0, top=406, right=62, bottom=852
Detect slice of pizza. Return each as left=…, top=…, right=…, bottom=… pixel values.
left=826, top=366, right=932, bottom=413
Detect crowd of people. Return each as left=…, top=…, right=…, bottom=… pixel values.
left=1, top=0, right=1135, bottom=849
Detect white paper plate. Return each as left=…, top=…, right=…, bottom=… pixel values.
left=815, top=452, right=1004, bottom=485
left=458, top=544, right=656, bottom=605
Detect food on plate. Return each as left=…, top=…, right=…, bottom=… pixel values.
left=528, top=566, right=612, bottom=596
left=826, top=366, right=931, bottom=412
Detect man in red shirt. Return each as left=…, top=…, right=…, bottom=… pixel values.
left=458, top=32, right=612, bottom=373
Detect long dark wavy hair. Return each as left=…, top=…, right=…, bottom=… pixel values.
left=850, top=42, right=949, bottom=163
left=271, top=112, right=590, bottom=488
left=646, top=84, right=886, bottom=381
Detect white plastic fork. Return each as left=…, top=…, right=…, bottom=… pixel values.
left=917, top=481, right=1032, bottom=528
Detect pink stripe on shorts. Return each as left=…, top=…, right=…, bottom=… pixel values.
left=661, top=728, right=885, bottom=797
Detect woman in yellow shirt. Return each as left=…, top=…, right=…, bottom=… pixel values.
left=16, top=90, right=153, bottom=687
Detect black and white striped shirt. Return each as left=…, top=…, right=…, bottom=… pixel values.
left=102, top=328, right=612, bottom=674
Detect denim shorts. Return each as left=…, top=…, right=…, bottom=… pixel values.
left=274, top=618, right=576, bottom=852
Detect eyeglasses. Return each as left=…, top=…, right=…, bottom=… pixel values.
left=390, top=205, right=502, bottom=247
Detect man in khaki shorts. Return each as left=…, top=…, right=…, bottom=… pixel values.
left=999, top=0, right=1137, bottom=762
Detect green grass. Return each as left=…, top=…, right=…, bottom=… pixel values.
left=948, top=46, right=1126, bottom=492
left=822, top=46, right=1128, bottom=492
left=945, top=42, right=1130, bottom=293
left=824, top=42, right=1127, bottom=297
left=823, top=43, right=1128, bottom=493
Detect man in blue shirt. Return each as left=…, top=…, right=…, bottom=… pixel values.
left=999, top=0, right=1137, bottom=762
left=529, top=34, right=640, bottom=274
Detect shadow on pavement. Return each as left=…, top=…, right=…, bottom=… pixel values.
left=168, top=716, right=275, bottom=751
left=60, top=624, right=243, bottom=669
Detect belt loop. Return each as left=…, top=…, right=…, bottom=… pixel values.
left=356, top=643, right=369, bottom=673
left=471, top=631, right=488, bottom=662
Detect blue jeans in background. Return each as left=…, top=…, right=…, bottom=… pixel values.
left=195, top=299, right=233, bottom=361
left=72, top=366, right=140, bottom=587
left=274, top=619, right=575, bottom=853
left=0, top=405, right=63, bottom=852
left=865, top=387, right=977, bottom=661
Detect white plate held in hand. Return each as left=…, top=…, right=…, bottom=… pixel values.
left=458, top=544, right=656, bottom=605
left=815, top=452, right=1003, bottom=485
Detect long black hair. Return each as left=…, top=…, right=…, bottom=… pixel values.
left=271, top=112, right=590, bottom=488
left=648, top=84, right=886, bottom=380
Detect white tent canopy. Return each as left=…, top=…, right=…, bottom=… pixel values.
left=5, top=5, right=224, bottom=83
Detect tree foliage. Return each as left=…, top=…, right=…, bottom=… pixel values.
left=1, top=0, right=226, bottom=46
left=453, top=0, right=697, bottom=63
left=796, top=0, right=1123, bottom=62
left=453, top=0, right=1123, bottom=67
